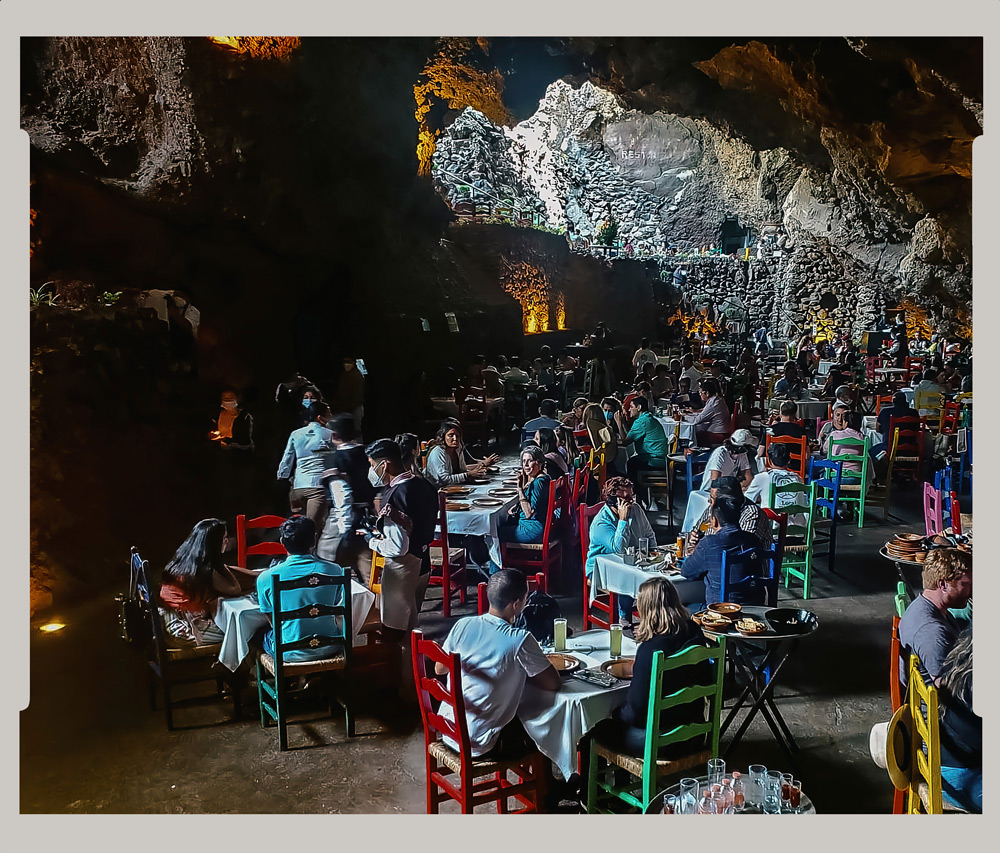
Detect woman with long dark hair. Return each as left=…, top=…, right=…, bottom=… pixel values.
left=424, top=420, right=498, bottom=487
left=534, top=427, right=569, bottom=478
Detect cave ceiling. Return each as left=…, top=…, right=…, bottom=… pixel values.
left=21, top=35, right=981, bottom=332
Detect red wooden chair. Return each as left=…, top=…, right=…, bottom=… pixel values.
left=731, top=399, right=743, bottom=430
left=948, top=491, right=963, bottom=536
left=761, top=507, right=788, bottom=579
left=888, top=415, right=924, bottom=481
left=922, top=482, right=944, bottom=537
left=579, top=501, right=616, bottom=631
left=235, top=514, right=287, bottom=568
left=571, top=465, right=592, bottom=509
left=428, top=492, right=468, bottom=619
left=890, top=615, right=906, bottom=814
left=939, top=401, right=960, bottom=435
left=905, top=356, right=925, bottom=383
left=763, top=433, right=809, bottom=481
left=501, top=474, right=568, bottom=592
left=476, top=574, right=545, bottom=614
left=410, top=630, right=544, bottom=814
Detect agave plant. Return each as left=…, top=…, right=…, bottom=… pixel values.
left=29, top=283, right=60, bottom=307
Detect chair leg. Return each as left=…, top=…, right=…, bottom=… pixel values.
left=495, top=771, right=509, bottom=813
left=586, top=740, right=600, bottom=814
left=277, top=679, right=289, bottom=751
left=458, top=556, right=468, bottom=605
left=441, top=561, right=451, bottom=619
left=256, top=660, right=269, bottom=728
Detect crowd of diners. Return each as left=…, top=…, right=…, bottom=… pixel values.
left=155, top=315, right=975, bottom=812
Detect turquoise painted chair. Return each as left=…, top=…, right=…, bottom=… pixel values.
left=828, top=434, right=871, bottom=528
left=768, top=480, right=817, bottom=599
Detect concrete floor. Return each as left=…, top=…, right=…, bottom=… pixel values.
left=21, top=466, right=944, bottom=814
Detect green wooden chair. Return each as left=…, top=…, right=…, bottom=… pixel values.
left=828, top=434, right=871, bottom=528
left=895, top=580, right=910, bottom=619
left=769, top=480, right=817, bottom=599
left=255, top=570, right=354, bottom=751
left=866, top=432, right=898, bottom=522
left=586, top=638, right=726, bottom=814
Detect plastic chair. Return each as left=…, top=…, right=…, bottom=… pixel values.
left=235, top=514, right=288, bottom=568
left=586, top=639, right=727, bottom=814
left=828, top=435, right=871, bottom=528
left=579, top=501, right=616, bottom=630
left=808, top=458, right=843, bottom=575
left=721, top=543, right=776, bottom=606
left=501, top=474, right=568, bottom=592
left=922, top=482, right=944, bottom=536
left=427, top=492, right=468, bottom=618
left=887, top=415, right=924, bottom=482
left=131, top=547, right=241, bottom=731
left=769, top=480, right=817, bottom=599
left=475, top=573, right=545, bottom=614
left=764, top=433, right=809, bottom=481
left=254, top=570, right=353, bottom=750
left=410, top=629, right=544, bottom=814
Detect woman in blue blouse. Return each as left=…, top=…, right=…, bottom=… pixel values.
left=492, top=446, right=551, bottom=573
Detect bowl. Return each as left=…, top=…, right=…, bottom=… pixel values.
left=601, top=658, right=635, bottom=680
left=895, top=533, right=924, bottom=542
left=546, top=653, right=581, bottom=675
left=764, top=608, right=817, bottom=634
left=708, top=602, right=743, bottom=619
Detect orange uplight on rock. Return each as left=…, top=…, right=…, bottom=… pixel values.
left=39, top=622, right=66, bottom=634
left=206, top=37, right=301, bottom=59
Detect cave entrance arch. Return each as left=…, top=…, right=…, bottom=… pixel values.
left=719, top=216, right=751, bottom=255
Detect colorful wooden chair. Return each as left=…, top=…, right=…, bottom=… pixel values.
left=501, top=474, right=568, bottom=592
left=922, top=482, right=944, bottom=537
left=427, top=491, right=468, bottom=618
left=579, top=501, right=617, bottom=630
left=768, top=480, right=818, bottom=599
left=235, top=514, right=288, bottom=568
left=764, top=433, right=809, bottom=480
left=828, top=435, right=871, bottom=528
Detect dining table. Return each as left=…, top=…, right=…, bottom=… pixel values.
left=429, top=396, right=505, bottom=420
left=442, top=471, right=520, bottom=567
left=767, top=398, right=829, bottom=420
left=591, top=552, right=705, bottom=608
left=655, top=416, right=696, bottom=444
left=699, top=605, right=819, bottom=772
left=213, top=579, right=376, bottom=672
left=518, top=629, right=638, bottom=781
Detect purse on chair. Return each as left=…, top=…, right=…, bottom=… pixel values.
left=117, top=549, right=151, bottom=648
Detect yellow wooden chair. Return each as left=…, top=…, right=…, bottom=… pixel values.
left=368, top=548, right=384, bottom=595
left=589, top=443, right=608, bottom=492
left=906, top=654, right=943, bottom=814
left=914, top=390, right=944, bottom=433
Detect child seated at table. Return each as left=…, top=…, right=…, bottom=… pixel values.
left=587, top=577, right=708, bottom=758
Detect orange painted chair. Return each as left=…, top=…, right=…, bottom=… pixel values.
left=411, top=629, right=545, bottom=814
left=763, top=433, right=809, bottom=481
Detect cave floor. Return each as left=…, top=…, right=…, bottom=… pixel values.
left=20, top=459, right=945, bottom=815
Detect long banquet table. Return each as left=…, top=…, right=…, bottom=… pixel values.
left=443, top=474, right=519, bottom=567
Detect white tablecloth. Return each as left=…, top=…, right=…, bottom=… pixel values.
left=518, top=629, right=638, bottom=780
left=655, top=417, right=696, bottom=444
left=213, top=580, right=376, bottom=671
left=681, top=489, right=712, bottom=534
left=430, top=397, right=504, bottom=419
left=444, top=478, right=519, bottom=566
left=768, top=398, right=829, bottom=420
left=592, top=553, right=704, bottom=607
left=816, top=360, right=835, bottom=376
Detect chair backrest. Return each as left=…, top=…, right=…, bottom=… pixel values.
left=368, top=549, right=385, bottom=594
left=828, top=434, right=870, bottom=483
left=572, top=465, right=592, bottom=509
left=764, top=433, right=809, bottom=480
left=410, top=629, right=474, bottom=768
left=760, top=507, right=787, bottom=579
left=768, top=479, right=815, bottom=545
left=579, top=501, right=607, bottom=568
left=267, top=570, right=351, bottom=677
left=895, top=580, right=910, bottom=619
left=887, top=416, right=923, bottom=459
left=875, top=394, right=894, bottom=415
left=948, top=491, right=962, bottom=535
left=589, top=444, right=608, bottom=491
left=685, top=450, right=713, bottom=494
left=922, top=482, right=944, bottom=536
left=428, top=491, right=451, bottom=566
left=939, top=401, right=960, bottom=435
left=808, top=457, right=843, bottom=517
left=907, top=654, right=943, bottom=814
left=721, top=543, right=775, bottom=606
left=540, top=475, right=569, bottom=549
left=131, top=547, right=168, bottom=664
left=890, top=615, right=904, bottom=712
left=815, top=418, right=831, bottom=440
left=236, top=514, right=288, bottom=569
left=642, top=639, right=727, bottom=799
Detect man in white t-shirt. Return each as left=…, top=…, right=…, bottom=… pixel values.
left=699, top=429, right=756, bottom=491
left=632, top=337, right=658, bottom=373
left=744, top=442, right=808, bottom=527
left=680, top=353, right=703, bottom=383
left=437, top=569, right=560, bottom=758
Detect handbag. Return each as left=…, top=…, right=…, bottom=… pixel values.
left=116, top=555, right=151, bottom=648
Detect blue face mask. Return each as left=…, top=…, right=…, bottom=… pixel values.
left=303, top=398, right=316, bottom=408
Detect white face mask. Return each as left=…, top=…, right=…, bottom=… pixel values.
left=367, top=464, right=385, bottom=487
left=221, top=400, right=237, bottom=410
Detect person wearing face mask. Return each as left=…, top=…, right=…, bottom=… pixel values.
left=277, top=401, right=335, bottom=531
left=212, top=390, right=254, bottom=451
left=360, top=439, right=439, bottom=636
left=211, top=390, right=255, bottom=520
left=296, top=386, right=325, bottom=427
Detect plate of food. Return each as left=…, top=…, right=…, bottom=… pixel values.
left=600, top=658, right=635, bottom=680
left=546, top=653, right=582, bottom=675
left=501, top=478, right=519, bottom=486
left=472, top=497, right=505, bottom=508
left=708, top=602, right=743, bottom=619
left=693, top=610, right=735, bottom=631
left=734, top=617, right=768, bottom=636
left=445, top=502, right=470, bottom=511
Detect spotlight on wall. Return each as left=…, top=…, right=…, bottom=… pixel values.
left=39, top=622, right=66, bottom=634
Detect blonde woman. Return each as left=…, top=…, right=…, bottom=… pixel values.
left=588, top=576, right=707, bottom=758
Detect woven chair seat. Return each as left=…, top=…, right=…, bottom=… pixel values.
left=258, top=647, right=347, bottom=677
left=428, top=739, right=536, bottom=777
left=784, top=542, right=810, bottom=553
left=839, top=483, right=863, bottom=492
left=506, top=542, right=545, bottom=551
left=165, top=642, right=222, bottom=662
left=593, top=740, right=709, bottom=780
left=430, top=546, right=466, bottom=567
left=894, top=455, right=919, bottom=463
left=917, top=780, right=968, bottom=814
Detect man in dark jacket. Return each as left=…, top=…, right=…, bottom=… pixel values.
left=680, top=495, right=764, bottom=609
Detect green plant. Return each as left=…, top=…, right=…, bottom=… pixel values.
left=29, top=283, right=60, bottom=307
left=101, top=291, right=122, bottom=306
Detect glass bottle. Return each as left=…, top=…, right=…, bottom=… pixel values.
left=697, top=792, right=716, bottom=814
left=731, top=772, right=745, bottom=810
left=721, top=778, right=735, bottom=813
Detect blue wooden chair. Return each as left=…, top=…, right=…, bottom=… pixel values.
left=809, top=458, right=843, bottom=577
left=683, top=449, right=713, bottom=496
left=720, top=543, right=776, bottom=607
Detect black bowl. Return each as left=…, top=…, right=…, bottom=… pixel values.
left=764, top=608, right=818, bottom=634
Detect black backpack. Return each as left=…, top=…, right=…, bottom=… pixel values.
left=513, top=590, right=563, bottom=645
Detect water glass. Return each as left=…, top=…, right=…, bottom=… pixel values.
left=789, top=780, right=803, bottom=813
left=609, top=623, right=623, bottom=658
left=638, top=537, right=650, bottom=560
left=706, top=757, right=726, bottom=788
left=747, top=764, right=767, bottom=807
left=678, top=778, right=700, bottom=814
left=553, top=618, right=567, bottom=652
left=662, top=794, right=677, bottom=815
left=780, top=772, right=794, bottom=812
left=762, top=770, right=783, bottom=814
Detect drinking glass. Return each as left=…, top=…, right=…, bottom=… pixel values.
left=609, top=623, right=623, bottom=658
left=780, top=772, right=794, bottom=812
left=762, top=770, right=783, bottom=814
left=707, top=757, right=726, bottom=788
left=638, top=537, right=650, bottom=560
left=747, top=764, right=767, bottom=807
left=709, top=791, right=727, bottom=815
left=553, top=618, right=567, bottom=652
left=662, top=794, right=677, bottom=815
left=679, top=778, right=699, bottom=814
left=789, top=780, right=803, bottom=813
